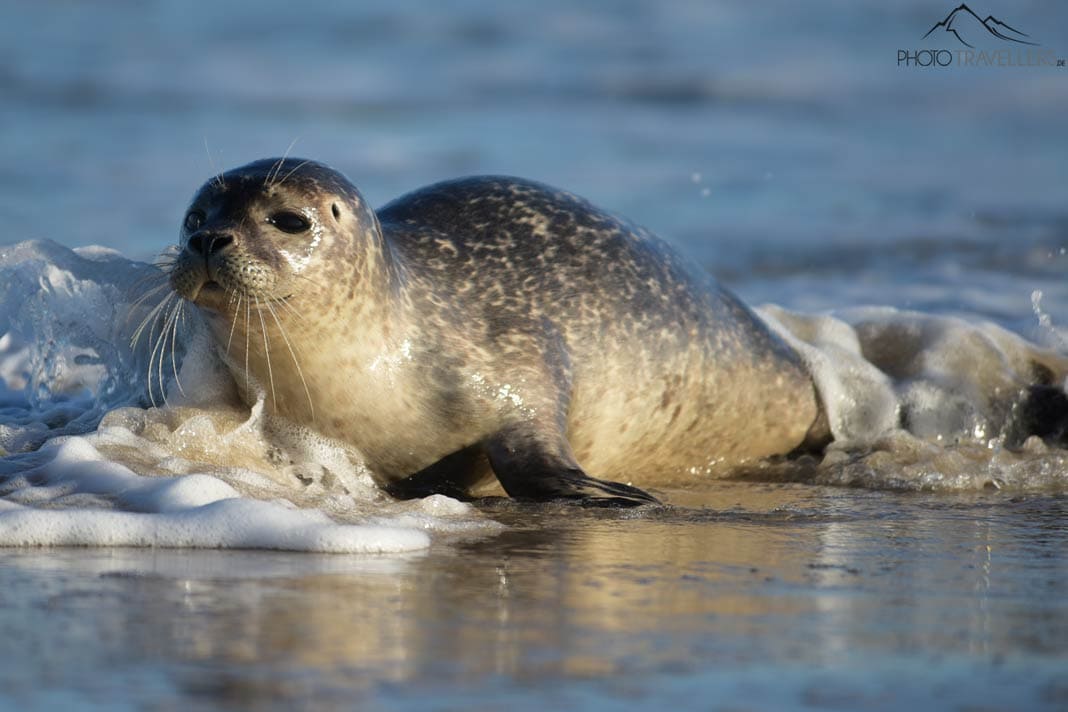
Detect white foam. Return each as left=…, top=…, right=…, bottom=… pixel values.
left=0, top=435, right=430, bottom=553
left=760, top=304, right=1068, bottom=448
left=759, top=305, right=899, bottom=443
left=0, top=499, right=429, bottom=553
left=0, top=240, right=154, bottom=453
left=758, top=304, right=1068, bottom=491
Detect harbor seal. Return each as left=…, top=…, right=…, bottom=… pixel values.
left=167, top=158, right=826, bottom=505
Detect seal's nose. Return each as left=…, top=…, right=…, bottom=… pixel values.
left=187, top=231, right=234, bottom=257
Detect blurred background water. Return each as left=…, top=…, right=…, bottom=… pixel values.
left=2, top=1, right=1068, bottom=710
left=2, top=0, right=1067, bottom=327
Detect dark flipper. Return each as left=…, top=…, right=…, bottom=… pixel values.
left=385, top=443, right=489, bottom=500
left=485, top=425, right=659, bottom=507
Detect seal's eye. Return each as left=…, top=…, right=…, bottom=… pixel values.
left=184, top=210, right=205, bottom=232
left=269, top=211, right=311, bottom=234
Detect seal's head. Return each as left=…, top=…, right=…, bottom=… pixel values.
left=170, top=157, right=377, bottom=314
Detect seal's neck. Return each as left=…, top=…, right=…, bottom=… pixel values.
left=338, top=202, right=406, bottom=313
left=360, top=216, right=407, bottom=311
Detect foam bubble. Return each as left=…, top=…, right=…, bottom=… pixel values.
left=0, top=499, right=429, bottom=553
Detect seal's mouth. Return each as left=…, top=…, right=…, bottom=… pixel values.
left=190, top=279, right=227, bottom=311
left=189, top=280, right=294, bottom=312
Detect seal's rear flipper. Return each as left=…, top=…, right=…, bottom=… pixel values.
left=1007, top=383, right=1068, bottom=446
left=485, top=428, right=659, bottom=507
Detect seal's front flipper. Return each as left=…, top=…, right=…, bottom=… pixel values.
left=386, top=444, right=488, bottom=500
left=485, top=427, right=659, bottom=507
left=542, top=467, right=661, bottom=507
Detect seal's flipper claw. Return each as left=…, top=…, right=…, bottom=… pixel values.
left=486, top=428, right=659, bottom=507
left=504, top=464, right=659, bottom=507
left=553, top=470, right=661, bottom=507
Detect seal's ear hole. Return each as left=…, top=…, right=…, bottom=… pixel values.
left=331, top=203, right=341, bottom=221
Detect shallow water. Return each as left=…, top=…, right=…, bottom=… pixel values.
left=3, top=0, right=1068, bottom=709
left=1, top=484, right=1066, bottom=711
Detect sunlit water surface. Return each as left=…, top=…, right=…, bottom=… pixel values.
left=1, top=485, right=1065, bottom=711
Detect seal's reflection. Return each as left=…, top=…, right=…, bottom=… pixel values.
left=160, top=485, right=839, bottom=699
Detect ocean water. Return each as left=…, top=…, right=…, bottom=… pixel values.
left=2, top=0, right=1068, bottom=709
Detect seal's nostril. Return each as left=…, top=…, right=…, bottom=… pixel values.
left=187, top=232, right=233, bottom=256
left=208, top=235, right=233, bottom=255
left=187, top=233, right=206, bottom=256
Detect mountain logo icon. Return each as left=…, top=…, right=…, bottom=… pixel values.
left=922, top=4, right=1038, bottom=48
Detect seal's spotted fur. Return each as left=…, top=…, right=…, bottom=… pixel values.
left=171, top=158, right=822, bottom=505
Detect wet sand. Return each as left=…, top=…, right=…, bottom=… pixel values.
left=1, top=482, right=1064, bottom=711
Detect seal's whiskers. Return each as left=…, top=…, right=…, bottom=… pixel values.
left=265, top=138, right=299, bottom=189
left=272, top=295, right=309, bottom=324
left=290, top=272, right=326, bottom=291
left=226, top=292, right=242, bottom=357
left=131, top=290, right=173, bottom=351
left=244, top=296, right=251, bottom=397
left=130, top=267, right=170, bottom=294
left=147, top=296, right=182, bottom=407
left=126, top=281, right=171, bottom=327
left=254, top=296, right=277, bottom=409
left=265, top=298, right=315, bottom=422
left=168, top=299, right=186, bottom=397
left=276, top=160, right=312, bottom=189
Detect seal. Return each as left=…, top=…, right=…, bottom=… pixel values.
left=167, top=158, right=825, bottom=505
